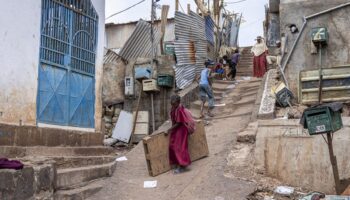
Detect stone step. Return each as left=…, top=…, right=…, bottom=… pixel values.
left=231, top=102, right=254, bottom=116
left=237, top=130, right=257, bottom=143
left=234, top=97, right=256, bottom=106
left=212, top=80, right=236, bottom=85
left=54, top=180, right=104, bottom=200
left=213, top=90, right=224, bottom=97
left=56, top=162, right=116, bottom=190
left=46, top=156, right=116, bottom=169
left=191, top=100, right=231, bottom=110
left=0, top=146, right=115, bottom=158
left=240, top=90, right=258, bottom=98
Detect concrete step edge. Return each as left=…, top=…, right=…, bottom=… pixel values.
left=54, top=179, right=104, bottom=200
left=56, top=162, right=116, bottom=190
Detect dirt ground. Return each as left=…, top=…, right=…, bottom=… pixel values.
left=88, top=78, right=263, bottom=200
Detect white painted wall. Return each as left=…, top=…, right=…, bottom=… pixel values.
left=92, top=0, right=105, bottom=132
left=0, top=0, right=105, bottom=132
left=0, top=1, right=42, bottom=126
left=106, top=20, right=175, bottom=50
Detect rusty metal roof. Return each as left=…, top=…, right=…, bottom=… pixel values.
left=119, top=20, right=161, bottom=61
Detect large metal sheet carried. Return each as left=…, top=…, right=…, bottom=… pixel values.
left=143, top=121, right=209, bottom=176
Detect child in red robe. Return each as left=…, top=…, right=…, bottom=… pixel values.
left=167, top=94, right=195, bottom=174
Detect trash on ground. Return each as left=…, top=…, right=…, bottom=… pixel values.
left=299, top=192, right=325, bottom=200
left=103, top=138, right=117, bottom=146
left=143, top=180, right=157, bottom=188
left=274, top=186, right=294, bottom=196
left=116, top=156, right=128, bottom=162
left=227, top=84, right=236, bottom=89
left=325, top=195, right=350, bottom=200
left=215, top=103, right=226, bottom=107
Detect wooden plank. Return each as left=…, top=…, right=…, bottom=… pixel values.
left=134, top=123, right=149, bottom=135
left=133, top=111, right=149, bottom=123
left=299, top=66, right=350, bottom=104
left=143, top=121, right=209, bottom=176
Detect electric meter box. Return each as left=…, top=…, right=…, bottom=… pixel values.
left=125, top=77, right=134, bottom=96
left=142, top=79, right=159, bottom=92
left=311, top=27, right=328, bottom=45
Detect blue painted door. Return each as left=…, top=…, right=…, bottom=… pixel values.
left=37, top=0, right=98, bottom=128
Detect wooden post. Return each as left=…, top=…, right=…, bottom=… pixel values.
left=187, top=4, right=191, bottom=14
left=130, top=85, right=143, bottom=144
left=160, top=5, right=169, bottom=54
left=326, top=132, right=341, bottom=194
left=175, top=0, right=179, bottom=11
left=151, top=93, right=155, bottom=132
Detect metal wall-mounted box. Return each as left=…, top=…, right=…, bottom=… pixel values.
left=164, top=42, right=175, bottom=55
left=124, top=77, right=134, bottom=96
left=311, top=27, right=328, bottom=45
left=142, top=79, right=159, bottom=92
left=135, top=67, right=152, bottom=80
left=303, top=106, right=342, bottom=135
left=157, top=74, right=174, bottom=88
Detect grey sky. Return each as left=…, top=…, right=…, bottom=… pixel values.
left=105, top=0, right=268, bottom=46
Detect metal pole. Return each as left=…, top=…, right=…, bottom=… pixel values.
left=318, top=44, right=323, bottom=104
left=326, top=132, right=341, bottom=194
left=151, top=93, right=155, bottom=132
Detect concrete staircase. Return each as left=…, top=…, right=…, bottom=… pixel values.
left=190, top=77, right=262, bottom=120
left=237, top=47, right=253, bottom=77
left=0, top=126, right=116, bottom=200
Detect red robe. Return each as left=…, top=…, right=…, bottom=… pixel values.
left=253, top=52, right=267, bottom=78
left=169, top=105, right=191, bottom=167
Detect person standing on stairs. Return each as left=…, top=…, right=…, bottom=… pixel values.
left=251, top=36, right=268, bottom=78
left=198, top=60, right=215, bottom=118
left=167, top=94, right=195, bottom=174
left=229, top=49, right=240, bottom=80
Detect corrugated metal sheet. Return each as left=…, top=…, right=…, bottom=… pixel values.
left=191, top=12, right=208, bottom=74
left=205, top=16, right=215, bottom=45
left=174, top=64, right=196, bottom=89
left=174, top=11, right=210, bottom=88
left=104, top=49, right=120, bottom=64
left=119, top=20, right=161, bottom=61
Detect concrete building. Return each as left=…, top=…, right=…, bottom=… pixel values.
left=0, top=0, right=105, bottom=131
left=105, top=18, right=175, bottom=51
left=279, top=0, right=350, bottom=98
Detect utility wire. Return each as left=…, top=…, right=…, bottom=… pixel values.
left=226, top=0, right=248, bottom=4
left=178, top=0, right=185, bottom=13
left=106, top=0, right=146, bottom=20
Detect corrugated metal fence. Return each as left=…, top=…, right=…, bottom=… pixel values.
left=174, top=11, right=213, bottom=89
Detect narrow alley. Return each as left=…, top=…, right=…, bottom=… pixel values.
left=1, top=0, right=350, bottom=200
left=88, top=76, right=262, bottom=200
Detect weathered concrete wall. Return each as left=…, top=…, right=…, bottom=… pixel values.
left=280, top=0, right=350, bottom=96
left=0, top=123, right=103, bottom=147
left=0, top=161, right=56, bottom=200
left=255, top=117, right=350, bottom=194
left=105, top=20, right=175, bottom=50
left=0, top=0, right=105, bottom=132
left=0, top=1, right=41, bottom=126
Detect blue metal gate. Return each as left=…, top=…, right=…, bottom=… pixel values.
left=37, top=0, right=98, bottom=128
